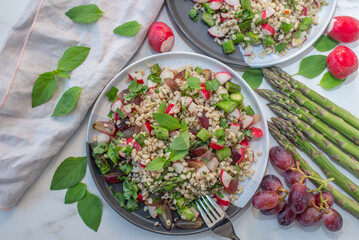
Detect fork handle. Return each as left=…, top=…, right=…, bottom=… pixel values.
left=230, top=233, right=240, bottom=240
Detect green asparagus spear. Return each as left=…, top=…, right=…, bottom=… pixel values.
left=262, top=68, right=359, bottom=145
left=256, top=89, right=359, bottom=159
left=269, top=66, right=359, bottom=130
left=271, top=117, right=359, bottom=201
left=268, top=121, right=359, bottom=218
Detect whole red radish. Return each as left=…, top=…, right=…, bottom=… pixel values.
left=148, top=22, right=174, bottom=53
left=328, top=16, right=359, bottom=43
left=327, top=46, right=358, bottom=79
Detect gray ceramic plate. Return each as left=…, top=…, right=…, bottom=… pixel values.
left=86, top=52, right=269, bottom=235
left=166, top=0, right=337, bottom=67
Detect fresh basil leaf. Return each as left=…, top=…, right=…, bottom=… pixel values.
left=113, top=21, right=141, bottom=37
left=105, top=86, right=118, bottom=102
left=113, top=192, right=126, bottom=207
left=187, top=76, right=202, bottom=89
left=169, top=150, right=188, bottom=162
left=139, top=85, right=148, bottom=95
left=77, top=191, right=102, bottom=232
left=116, top=108, right=125, bottom=119
left=319, top=71, right=345, bottom=89
left=145, top=157, right=168, bottom=171
left=93, top=143, right=108, bottom=154
left=65, top=182, right=87, bottom=204
left=295, top=55, right=327, bottom=79
left=152, top=113, right=180, bottom=130
left=56, top=69, right=71, bottom=79
left=212, top=79, right=220, bottom=91
left=204, top=80, right=213, bottom=90
left=51, top=86, right=82, bottom=117
left=242, top=68, right=263, bottom=89
left=120, top=163, right=133, bottom=175
left=126, top=198, right=139, bottom=212
left=57, top=46, right=91, bottom=72
left=148, top=74, right=161, bottom=83
left=123, top=92, right=137, bottom=102
left=107, top=142, right=120, bottom=166
left=244, top=129, right=253, bottom=138
left=65, top=4, right=104, bottom=23
left=158, top=101, right=167, bottom=113
left=32, top=71, right=56, bottom=108
left=128, top=78, right=143, bottom=93
left=50, top=156, right=87, bottom=190
left=181, top=119, right=188, bottom=131
left=313, top=35, right=339, bottom=52
left=170, top=131, right=190, bottom=150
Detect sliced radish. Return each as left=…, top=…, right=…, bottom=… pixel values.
left=209, top=0, right=223, bottom=10
left=190, top=207, right=200, bottom=218
left=241, top=115, right=253, bottom=129
left=173, top=162, right=185, bottom=174
left=181, top=96, right=193, bottom=107
left=239, top=140, right=249, bottom=147
left=209, top=141, right=224, bottom=150
left=214, top=72, right=231, bottom=85
left=191, top=72, right=206, bottom=83
left=129, top=71, right=144, bottom=84
left=133, top=140, right=141, bottom=151
left=97, top=133, right=110, bottom=144
left=220, top=14, right=228, bottom=22
left=145, top=121, right=154, bottom=136
left=302, top=7, right=307, bottom=16
left=123, top=104, right=134, bottom=114
left=168, top=104, right=180, bottom=116
left=229, top=122, right=240, bottom=135
left=208, top=26, right=225, bottom=38
left=199, top=83, right=210, bottom=100
left=160, top=68, right=175, bottom=80
left=220, top=170, right=232, bottom=188
left=214, top=193, right=230, bottom=206
left=262, top=24, right=275, bottom=35
left=111, top=99, right=123, bottom=113
left=292, top=31, right=307, bottom=47
left=147, top=79, right=158, bottom=89
left=238, top=148, right=245, bottom=164
left=188, top=102, right=197, bottom=114
left=139, top=163, right=147, bottom=168
left=205, top=157, right=219, bottom=171
left=244, top=45, right=253, bottom=56
left=147, top=206, right=158, bottom=219
left=126, top=137, right=134, bottom=145
left=137, top=193, right=145, bottom=202
left=228, top=108, right=240, bottom=120
left=224, top=0, right=239, bottom=6
left=164, top=103, right=175, bottom=114
left=262, top=6, right=275, bottom=19
left=251, top=127, right=263, bottom=137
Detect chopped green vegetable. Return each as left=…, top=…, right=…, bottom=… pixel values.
left=176, top=198, right=186, bottom=209
left=220, top=118, right=229, bottom=129
left=232, top=33, right=245, bottom=45
left=150, top=63, right=161, bottom=76
left=189, top=8, right=199, bottom=22
left=122, top=146, right=134, bottom=155
left=214, top=129, right=225, bottom=138
left=225, top=82, right=241, bottom=93
left=201, top=12, right=215, bottom=27
left=275, top=42, right=289, bottom=53
left=107, top=142, right=120, bottom=165
left=229, top=92, right=244, bottom=105
left=177, top=206, right=195, bottom=220
left=105, top=86, right=119, bottom=102
left=120, top=163, right=133, bottom=175
left=222, top=40, right=236, bottom=54
left=281, top=22, right=294, bottom=33
left=241, top=0, right=251, bottom=10
left=262, top=36, right=275, bottom=47
left=187, top=76, right=202, bottom=89
left=243, top=105, right=255, bottom=115
left=217, top=101, right=237, bottom=113
left=153, top=125, right=169, bottom=140
left=135, top=134, right=146, bottom=147
left=197, top=128, right=211, bottom=141
left=298, top=17, right=312, bottom=31
left=195, top=67, right=203, bottom=75
left=93, top=143, right=108, bottom=154
left=147, top=74, right=161, bottom=83
left=203, top=3, right=216, bottom=14
left=216, top=147, right=232, bottom=161
left=238, top=20, right=252, bottom=31
left=247, top=31, right=259, bottom=43
left=145, top=157, right=169, bottom=171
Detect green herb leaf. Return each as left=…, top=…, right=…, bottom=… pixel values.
left=313, top=35, right=339, bottom=52
left=77, top=191, right=102, bottom=232
left=120, top=163, right=133, bottom=175
left=107, top=142, right=120, bottom=165
left=242, top=68, right=263, bottom=89
left=148, top=74, right=161, bottom=83
left=123, top=92, right=138, bottom=102
left=319, top=71, right=345, bottom=89
left=145, top=157, right=169, bottom=171
left=65, top=182, right=87, bottom=204
left=116, top=108, right=125, bottom=119
left=169, top=150, right=188, bottom=162
left=113, top=21, right=141, bottom=37
left=50, top=156, right=87, bottom=190
left=187, top=76, right=202, bottom=89
left=113, top=192, right=126, bottom=207
left=170, top=131, right=190, bottom=150
left=65, top=4, right=104, bottom=23
left=93, top=143, right=108, bottom=154
left=275, top=42, right=289, bottom=53
left=126, top=198, right=139, bottom=212
left=105, top=86, right=119, bottom=102
left=128, top=78, right=143, bottom=93
left=152, top=113, right=180, bottom=130
left=31, top=71, right=56, bottom=108
left=295, top=55, right=327, bottom=79
left=56, top=69, right=71, bottom=79
left=57, top=46, right=91, bottom=72
left=181, top=119, right=188, bottom=131
left=51, top=86, right=82, bottom=117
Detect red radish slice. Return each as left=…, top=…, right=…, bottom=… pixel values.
left=208, top=26, right=225, bottom=38
left=262, top=24, right=275, bottom=35
left=168, top=104, right=180, bottom=116
left=214, top=193, right=230, bottom=206
left=111, top=99, right=123, bottom=113
left=292, top=31, right=307, bottom=47
left=164, top=103, right=175, bottom=114
left=238, top=148, right=245, bottom=164
left=133, top=140, right=141, bottom=151
left=191, top=72, right=206, bottom=83
left=251, top=127, right=263, bottom=138
left=224, top=0, right=239, bottom=6
left=197, top=165, right=210, bottom=178
left=188, top=102, right=197, bottom=113
left=262, top=6, right=275, bottom=19
left=129, top=71, right=144, bottom=84
left=145, top=121, right=154, bottom=136
left=205, top=157, right=219, bottom=171
left=220, top=14, right=228, bottom=22
left=302, top=7, right=307, bottom=16
left=148, top=22, right=174, bottom=53
left=244, top=45, right=253, bottom=56
left=139, top=163, right=147, bottom=168
left=126, top=137, right=134, bottom=145
left=147, top=80, right=158, bottom=89
left=159, top=68, right=175, bottom=80
left=241, top=115, right=253, bottom=129
left=229, top=122, right=240, bottom=135
left=209, top=142, right=224, bottom=150
left=147, top=206, right=158, bottom=219
left=199, top=83, right=211, bottom=100
left=214, top=72, right=231, bottom=85
left=119, top=150, right=126, bottom=158
left=97, top=133, right=110, bottom=144
left=209, top=0, right=223, bottom=10
left=173, top=162, right=185, bottom=174
left=137, top=193, right=145, bottom=202
left=239, top=140, right=249, bottom=147
left=190, top=207, right=200, bottom=218
left=220, top=170, right=232, bottom=188
left=181, top=96, right=193, bottom=107
left=228, top=108, right=240, bottom=120
left=327, top=16, right=359, bottom=43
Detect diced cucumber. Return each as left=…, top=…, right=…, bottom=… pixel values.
left=201, top=12, right=215, bottom=27
left=150, top=64, right=161, bottom=77
left=217, top=101, right=238, bottom=113
left=247, top=31, right=259, bottom=43
left=229, top=92, right=244, bottom=105
left=176, top=197, right=186, bottom=209
left=275, top=42, right=289, bottom=53
left=135, top=134, right=146, bottom=147
left=298, top=17, right=312, bottom=31
left=214, top=129, right=225, bottom=138
left=244, top=105, right=255, bottom=115
left=225, top=81, right=241, bottom=93
left=153, top=126, right=169, bottom=140
left=232, top=33, right=245, bottom=45
left=197, top=128, right=211, bottom=141
left=203, top=3, right=216, bottom=14
left=216, top=147, right=232, bottom=161
left=177, top=206, right=195, bottom=220
left=281, top=22, right=294, bottom=33
left=189, top=8, right=198, bottom=22
left=238, top=20, right=252, bottom=31
left=222, top=40, right=236, bottom=54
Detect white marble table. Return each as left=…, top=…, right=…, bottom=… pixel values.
left=1, top=1, right=359, bottom=239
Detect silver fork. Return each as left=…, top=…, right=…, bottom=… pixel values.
left=196, top=195, right=240, bottom=240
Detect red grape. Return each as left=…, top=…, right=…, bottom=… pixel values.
left=284, top=169, right=306, bottom=185
left=322, top=208, right=343, bottom=232
left=307, top=192, right=316, bottom=207
left=269, top=146, right=294, bottom=171
left=261, top=174, right=283, bottom=194
left=297, top=207, right=323, bottom=227
left=261, top=199, right=285, bottom=215
left=288, top=183, right=308, bottom=214
left=277, top=204, right=297, bottom=226
left=252, top=190, right=279, bottom=210
left=315, top=191, right=334, bottom=208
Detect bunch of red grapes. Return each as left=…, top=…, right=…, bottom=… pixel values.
left=251, top=146, right=343, bottom=232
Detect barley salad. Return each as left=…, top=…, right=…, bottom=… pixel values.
left=188, top=0, right=328, bottom=60
left=89, top=62, right=264, bottom=231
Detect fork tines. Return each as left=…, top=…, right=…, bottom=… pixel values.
left=196, top=195, right=225, bottom=226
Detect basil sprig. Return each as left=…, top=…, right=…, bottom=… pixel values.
left=51, top=86, right=82, bottom=117
left=114, top=21, right=141, bottom=37
left=152, top=113, right=180, bottom=131
left=145, top=157, right=170, bottom=171
left=65, top=4, right=104, bottom=23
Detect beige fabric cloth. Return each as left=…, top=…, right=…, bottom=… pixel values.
left=0, top=0, right=163, bottom=209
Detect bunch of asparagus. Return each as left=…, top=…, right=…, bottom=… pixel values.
left=258, top=67, right=359, bottom=218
